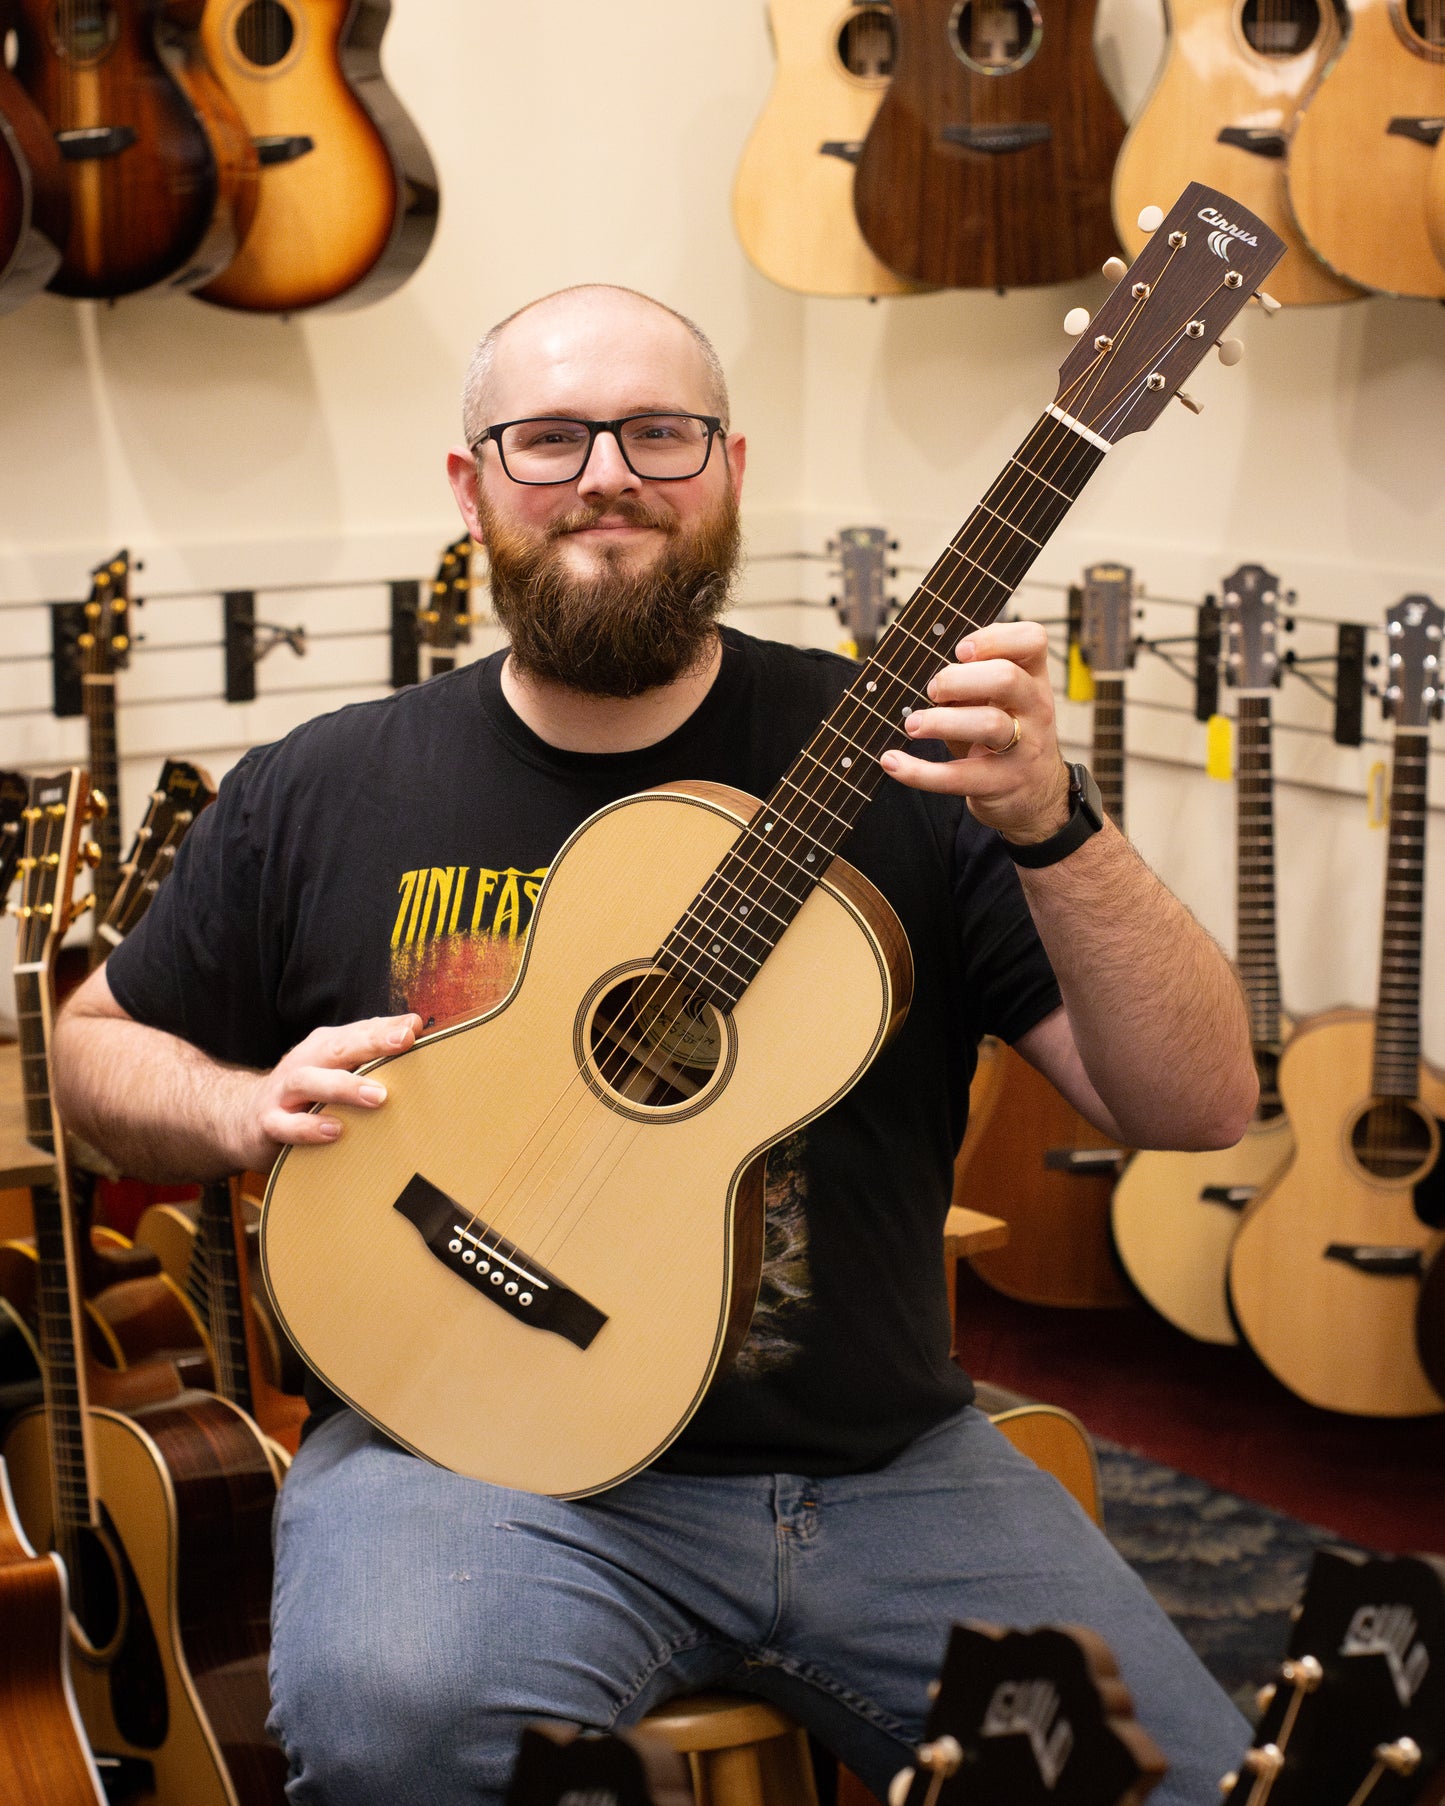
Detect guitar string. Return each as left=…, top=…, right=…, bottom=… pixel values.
left=450, top=246, right=1206, bottom=1277
left=446, top=243, right=1225, bottom=1283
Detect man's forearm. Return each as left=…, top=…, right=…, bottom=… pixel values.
left=1019, top=821, right=1257, bottom=1150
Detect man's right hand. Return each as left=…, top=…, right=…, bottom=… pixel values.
left=236, top=1013, right=424, bottom=1170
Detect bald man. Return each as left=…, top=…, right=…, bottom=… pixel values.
left=57, top=286, right=1256, bottom=1806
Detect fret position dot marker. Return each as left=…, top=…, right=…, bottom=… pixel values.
left=841, top=757, right=852, bottom=769
left=865, top=681, right=876, bottom=692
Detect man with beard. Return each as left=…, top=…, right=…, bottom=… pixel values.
left=55, top=285, right=1256, bottom=1805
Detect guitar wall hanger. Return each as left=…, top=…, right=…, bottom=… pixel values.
left=223, top=591, right=306, bottom=704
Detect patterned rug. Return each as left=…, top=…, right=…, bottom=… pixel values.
left=1094, top=1439, right=1365, bottom=1719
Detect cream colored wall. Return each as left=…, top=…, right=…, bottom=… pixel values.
left=1, top=0, right=1443, bottom=1057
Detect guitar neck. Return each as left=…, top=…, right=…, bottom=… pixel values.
left=1373, top=728, right=1429, bottom=1100
left=82, top=674, right=121, bottom=928
left=12, top=968, right=54, bottom=1155
left=1235, top=695, right=1283, bottom=1072
left=30, top=1173, right=99, bottom=1571
left=659, top=412, right=1105, bottom=1005
left=1091, top=678, right=1125, bottom=829
left=196, top=1182, right=254, bottom=1418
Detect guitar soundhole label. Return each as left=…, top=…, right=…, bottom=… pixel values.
left=949, top=0, right=1042, bottom=75
left=836, top=7, right=895, bottom=81
left=582, top=970, right=730, bottom=1116
left=1395, top=0, right=1445, bottom=56
left=1349, top=1100, right=1437, bottom=1184
left=1239, top=0, right=1320, bottom=58
left=48, top=0, right=117, bottom=65
left=234, top=0, right=297, bottom=68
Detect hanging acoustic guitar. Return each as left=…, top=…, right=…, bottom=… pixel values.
left=261, top=183, right=1285, bottom=1498
left=0, top=60, right=69, bottom=312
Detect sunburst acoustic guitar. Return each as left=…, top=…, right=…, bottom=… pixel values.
left=852, top=0, right=1124, bottom=289
left=261, top=184, right=1284, bottom=1498
left=196, top=0, right=439, bottom=313
left=1286, top=0, right=1445, bottom=299
left=1229, top=594, right=1445, bottom=1417
left=964, top=562, right=1136, bottom=1310
left=733, top=0, right=925, bottom=298
left=1111, top=563, right=1295, bottom=1346
left=1113, top=0, right=1363, bottom=307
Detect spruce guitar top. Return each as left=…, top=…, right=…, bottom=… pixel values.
left=261, top=184, right=1285, bottom=1497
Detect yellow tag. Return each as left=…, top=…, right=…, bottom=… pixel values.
left=1066, top=642, right=1095, bottom=703
left=1205, top=713, right=1233, bottom=781
left=1367, top=760, right=1388, bottom=828
left=837, top=636, right=859, bottom=660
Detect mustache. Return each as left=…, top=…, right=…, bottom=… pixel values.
left=546, top=498, right=676, bottom=538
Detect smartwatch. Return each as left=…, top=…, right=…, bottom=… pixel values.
left=1001, top=762, right=1105, bottom=869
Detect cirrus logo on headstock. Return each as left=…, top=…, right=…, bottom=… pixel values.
left=981, top=1678, right=1073, bottom=1787
left=1341, top=1603, right=1430, bottom=1708
left=1198, top=206, right=1261, bottom=260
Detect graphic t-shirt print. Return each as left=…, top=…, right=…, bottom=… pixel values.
left=385, top=853, right=812, bottom=1373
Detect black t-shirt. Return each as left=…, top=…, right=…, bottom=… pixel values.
left=107, top=626, right=1061, bottom=1475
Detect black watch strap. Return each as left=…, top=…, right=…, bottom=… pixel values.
left=1000, top=763, right=1105, bottom=869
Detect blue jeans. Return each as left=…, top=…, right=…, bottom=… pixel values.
left=268, top=1406, right=1248, bottom=1805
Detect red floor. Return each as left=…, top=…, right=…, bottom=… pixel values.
left=953, top=1263, right=1445, bottom=1555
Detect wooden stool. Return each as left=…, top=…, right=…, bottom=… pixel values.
left=637, top=1693, right=820, bottom=1806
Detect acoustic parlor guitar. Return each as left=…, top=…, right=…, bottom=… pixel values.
left=260, top=186, right=1284, bottom=1498
left=852, top=0, right=1125, bottom=289
left=964, top=562, right=1136, bottom=1311
left=1113, top=0, right=1364, bottom=308
left=1229, top=595, right=1445, bottom=1418
left=1110, top=563, right=1295, bottom=1346
left=1286, top=0, right=1445, bottom=299
left=0, top=53, right=69, bottom=312
left=733, top=0, right=927, bottom=298
left=196, top=0, right=439, bottom=313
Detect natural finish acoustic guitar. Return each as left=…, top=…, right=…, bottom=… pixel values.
left=261, top=185, right=1284, bottom=1498
left=1113, top=0, right=1363, bottom=308
left=1286, top=0, right=1445, bottom=299
left=1229, top=595, right=1445, bottom=1417
left=964, top=562, right=1135, bottom=1310
left=852, top=0, right=1125, bottom=289
left=733, top=1, right=925, bottom=298
left=196, top=0, right=438, bottom=313
left=1111, top=563, right=1295, bottom=1346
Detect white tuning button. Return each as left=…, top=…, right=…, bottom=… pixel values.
left=1063, top=306, right=1091, bottom=336
left=1175, top=391, right=1204, bottom=415
left=1217, top=338, right=1245, bottom=366
left=1137, top=204, right=1165, bottom=233
left=888, top=1768, right=916, bottom=1806
left=1252, top=289, right=1283, bottom=315
left=1102, top=256, right=1128, bottom=281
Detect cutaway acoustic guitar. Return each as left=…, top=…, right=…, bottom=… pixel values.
left=261, top=184, right=1285, bottom=1497
left=0, top=61, right=68, bottom=312
left=1229, top=595, right=1445, bottom=1417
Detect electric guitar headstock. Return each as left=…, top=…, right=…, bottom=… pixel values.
left=1221, top=563, right=1285, bottom=695
left=420, top=535, right=475, bottom=675
left=0, top=770, right=29, bottom=904
left=504, top=1722, right=692, bottom=1806
left=80, top=549, right=133, bottom=680
left=830, top=525, right=895, bottom=657
left=1222, top=1547, right=1445, bottom=1805
left=887, top=1622, right=1167, bottom=1806
left=1055, top=183, right=1285, bottom=444
left=98, top=757, right=216, bottom=950
left=1381, top=596, right=1445, bottom=731
left=1079, top=563, right=1136, bottom=677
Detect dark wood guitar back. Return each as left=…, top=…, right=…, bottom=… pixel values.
left=0, top=62, right=70, bottom=311
left=853, top=0, right=1124, bottom=287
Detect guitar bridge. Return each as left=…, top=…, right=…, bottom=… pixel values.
left=393, top=1173, right=608, bottom=1350
left=941, top=122, right=1051, bottom=154
left=1324, top=1243, right=1424, bottom=1279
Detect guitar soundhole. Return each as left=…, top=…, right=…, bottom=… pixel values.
left=1349, top=1100, right=1436, bottom=1183
left=235, top=0, right=296, bottom=67
left=587, top=972, right=724, bottom=1111
left=1398, top=0, right=1445, bottom=51
left=71, top=1523, right=123, bottom=1657
left=837, top=7, right=895, bottom=80
left=47, top=0, right=117, bottom=65
left=949, top=0, right=1042, bottom=75
left=1240, top=0, right=1320, bottom=56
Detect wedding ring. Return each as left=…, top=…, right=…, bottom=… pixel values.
left=995, top=714, right=1022, bottom=754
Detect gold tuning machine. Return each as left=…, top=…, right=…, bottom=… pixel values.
left=83, top=840, right=103, bottom=869
left=89, top=790, right=109, bottom=820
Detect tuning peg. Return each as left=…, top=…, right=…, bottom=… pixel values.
left=1219, top=1776, right=1238, bottom=1797
left=1376, top=1739, right=1422, bottom=1777
left=83, top=840, right=103, bottom=869
left=1137, top=204, right=1165, bottom=233
left=1251, top=290, right=1282, bottom=315
left=1242, top=1745, right=1284, bottom=1778
left=918, top=1737, right=962, bottom=1778
left=1102, top=256, right=1128, bottom=281
left=68, top=892, right=95, bottom=927
left=1063, top=306, right=1091, bottom=336
left=90, top=789, right=109, bottom=818
left=1175, top=391, right=1204, bottom=415
left=1216, top=338, right=1244, bottom=367
left=888, top=1768, right=915, bottom=1806
left=1254, top=1682, right=1277, bottom=1714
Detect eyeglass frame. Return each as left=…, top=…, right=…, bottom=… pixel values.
left=469, top=413, right=727, bottom=486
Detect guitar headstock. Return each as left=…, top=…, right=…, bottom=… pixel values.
left=11, top=770, right=100, bottom=973
left=81, top=549, right=133, bottom=677
left=0, top=770, right=29, bottom=905
left=420, top=535, right=475, bottom=655
left=889, top=1623, right=1166, bottom=1806
left=1222, top=1547, right=1445, bottom=1805
left=1055, top=183, right=1285, bottom=444
left=1079, top=563, right=1135, bottom=676
left=1382, top=596, right=1444, bottom=730
left=832, top=525, right=894, bottom=656
left=1221, top=563, right=1285, bottom=694
left=99, top=757, right=216, bottom=947
left=504, top=1723, right=691, bottom=1806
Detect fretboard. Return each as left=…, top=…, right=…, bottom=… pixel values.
left=1235, top=695, right=1282, bottom=1066
left=30, top=1175, right=96, bottom=1566
left=13, top=968, right=54, bottom=1155
left=1373, top=729, right=1429, bottom=1100
left=83, top=671, right=121, bottom=928
left=658, top=413, right=1105, bottom=1008
left=198, top=1182, right=254, bottom=1417
left=1092, top=678, right=1126, bottom=828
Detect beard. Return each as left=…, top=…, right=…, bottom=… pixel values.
left=478, top=486, right=742, bottom=699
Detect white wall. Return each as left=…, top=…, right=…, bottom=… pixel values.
left=1, top=0, right=1442, bottom=1056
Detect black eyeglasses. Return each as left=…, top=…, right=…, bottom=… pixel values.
left=470, top=413, right=725, bottom=485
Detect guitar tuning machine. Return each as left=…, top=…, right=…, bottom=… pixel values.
left=1101, top=256, right=1128, bottom=282
left=1137, top=204, right=1164, bottom=233
left=1251, top=290, right=1283, bottom=316
left=1063, top=306, right=1091, bottom=336
left=1175, top=391, right=1204, bottom=415
left=1377, top=1738, right=1422, bottom=1777
left=888, top=1767, right=915, bottom=1806
left=1216, top=338, right=1244, bottom=366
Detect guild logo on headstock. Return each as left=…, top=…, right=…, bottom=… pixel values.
left=1341, top=1603, right=1429, bottom=1707
left=38, top=783, right=65, bottom=807
left=1404, top=601, right=1428, bottom=629
left=981, top=1679, right=1073, bottom=1787
left=1197, top=207, right=1260, bottom=259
